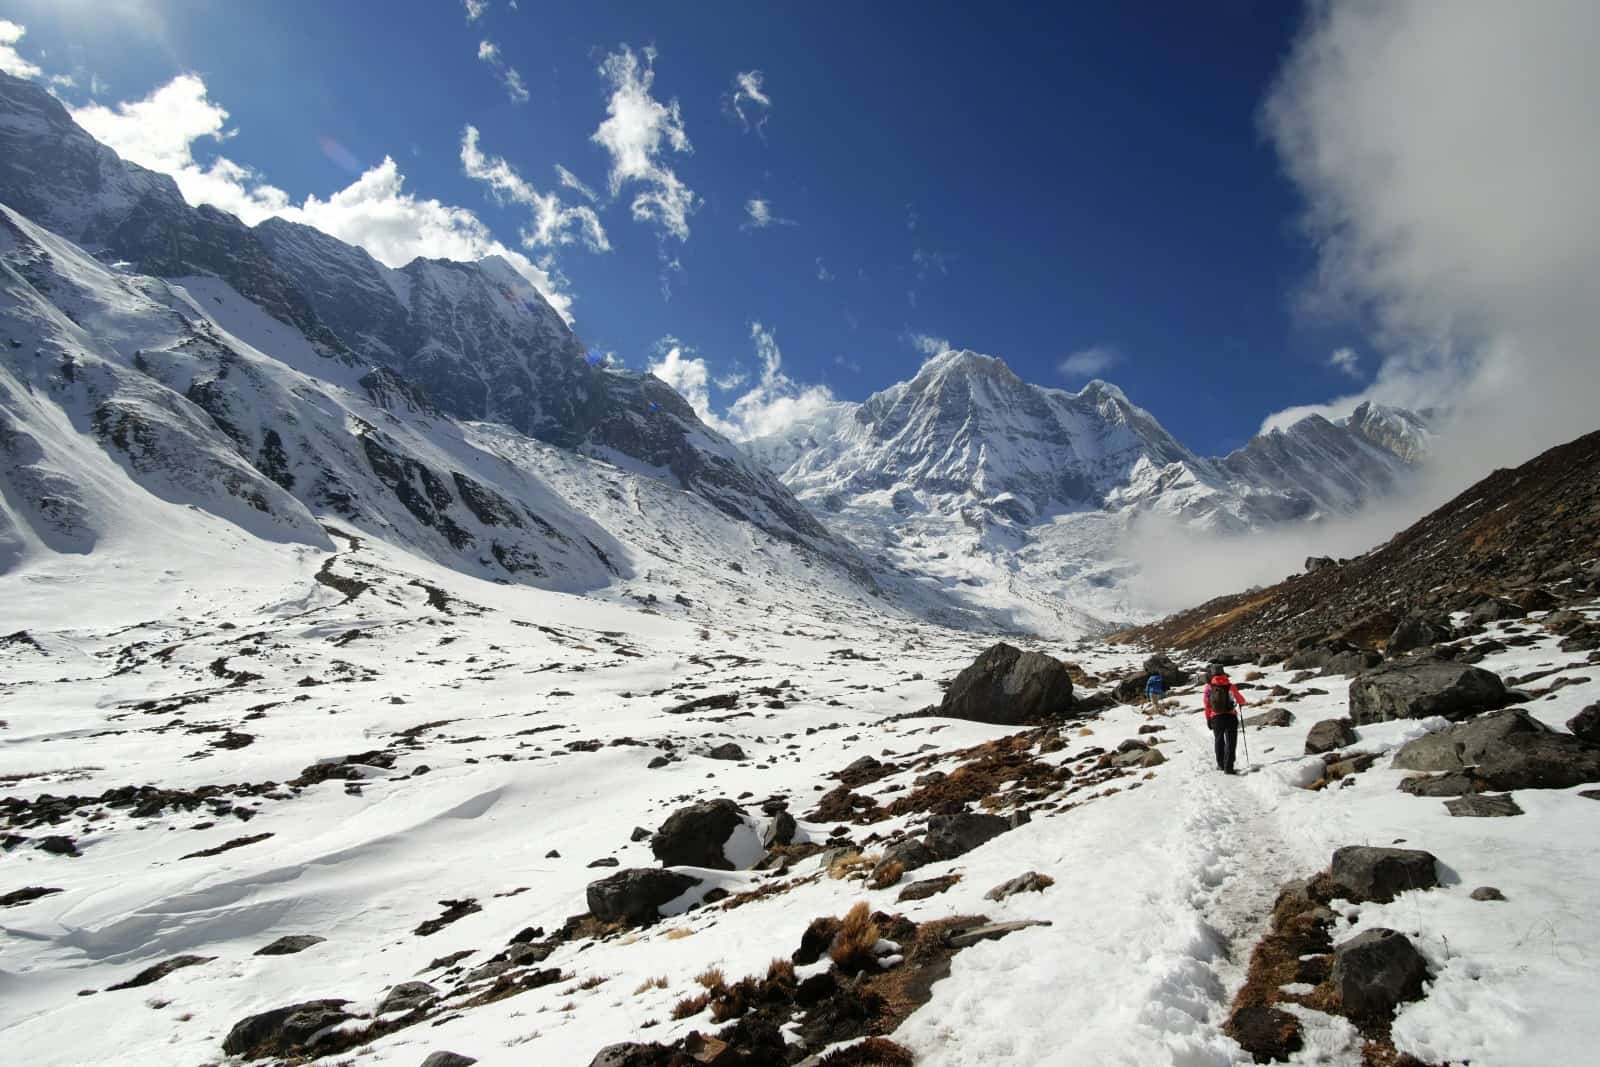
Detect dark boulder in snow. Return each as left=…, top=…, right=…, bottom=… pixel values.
left=1305, top=718, right=1357, bottom=754
left=1444, top=793, right=1523, bottom=817
left=877, top=837, right=936, bottom=877
left=378, top=981, right=437, bottom=1014
left=1392, top=708, right=1600, bottom=789
left=1225, top=1004, right=1303, bottom=1063
left=938, top=642, right=1074, bottom=725
left=984, top=871, right=1054, bottom=901
left=585, top=869, right=701, bottom=925
left=1243, top=708, right=1294, bottom=728
left=1319, top=649, right=1382, bottom=677
left=650, top=798, right=747, bottom=869
left=1568, top=703, right=1600, bottom=744
left=706, top=743, right=746, bottom=761
left=1329, top=846, right=1438, bottom=903
left=1470, top=886, right=1507, bottom=901
left=255, top=935, right=325, bottom=956
left=222, top=999, right=353, bottom=1058
left=1326, top=928, right=1430, bottom=1022
left=1348, top=660, right=1508, bottom=724
left=1388, top=615, right=1451, bottom=656
left=925, top=811, right=1025, bottom=860
left=419, top=1054, right=478, bottom=1067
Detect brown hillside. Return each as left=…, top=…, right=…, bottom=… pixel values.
left=1118, top=428, right=1600, bottom=656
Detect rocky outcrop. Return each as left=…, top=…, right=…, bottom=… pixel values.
left=585, top=869, right=701, bottom=925
left=650, top=799, right=748, bottom=870
left=938, top=643, right=1074, bottom=725
left=222, top=1000, right=354, bottom=1059
left=1348, top=661, right=1508, bottom=725
left=1392, top=708, right=1600, bottom=790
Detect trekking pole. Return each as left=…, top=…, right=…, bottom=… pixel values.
left=1239, top=715, right=1251, bottom=771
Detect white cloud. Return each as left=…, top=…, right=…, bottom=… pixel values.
left=71, top=75, right=577, bottom=320
left=727, top=69, right=771, bottom=134
left=714, top=369, right=748, bottom=391
left=48, top=73, right=76, bottom=89
left=648, top=324, right=835, bottom=441
left=912, top=247, right=948, bottom=278
left=905, top=202, right=918, bottom=232
left=556, top=164, right=598, bottom=202
left=904, top=331, right=950, bottom=358
left=833, top=354, right=862, bottom=373
left=1327, top=346, right=1360, bottom=378
left=815, top=257, right=834, bottom=282
left=0, top=20, right=41, bottom=79
left=1261, top=0, right=1600, bottom=487
left=741, top=197, right=795, bottom=231
left=592, top=45, right=697, bottom=242
left=463, top=0, right=489, bottom=22
left=460, top=125, right=608, bottom=251
left=476, top=38, right=529, bottom=103
left=1058, top=344, right=1120, bottom=379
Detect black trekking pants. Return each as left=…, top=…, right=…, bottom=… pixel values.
left=1210, top=714, right=1239, bottom=771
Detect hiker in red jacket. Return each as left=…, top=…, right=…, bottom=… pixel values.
left=1202, top=668, right=1248, bottom=774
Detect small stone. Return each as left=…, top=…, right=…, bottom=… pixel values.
left=1470, top=886, right=1507, bottom=901
left=629, top=826, right=651, bottom=842
left=896, top=875, right=961, bottom=902
left=1444, top=793, right=1523, bottom=817
left=587, top=857, right=621, bottom=868
left=984, top=871, right=1054, bottom=901
left=255, top=935, right=325, bottom=956
left=420, top=1054, right=478, bottom=1067
left=545, top=849, right=560, bottom=858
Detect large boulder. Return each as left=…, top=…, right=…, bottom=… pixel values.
left=1112, top=655, right=1191, bottom=704
left=378, top=981, right=437, bottom=1015
left=1388, top=616, right=1451, bottom=655
left=222, top=1000, right=353, bottom=1058
left=1391, top=708, right=1600, bottom=790
left=1319, top=649, right=1382, bottom=677
left=925, top=811, right=1024, bottom=860
left=1328, top=846, right=1438, bottom=903
left=939, top=643, right=1074, bottom=724
left=1347, top=661, right=1508, bottom=725
left=1569, top=704, right=1600, bottom=744
left=1327, top=928, right=1430, bottom=1021
left=585, top=868, right=701, bottom=925
left=651, top=799, right=747, bottom=869
left=1305, top=718, right=1357, bottom=754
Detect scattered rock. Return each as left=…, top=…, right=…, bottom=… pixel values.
left=1305, top=718, right=1357, bottom=755
left=1444, top=793, right=1523, bottom=817
left=763, top=809, right=797, bottom=848
left=651, top=799, right=748, bottom=870
left=984, top=871, right=1054, bottom=901
left=180, top=832, right=273, bottom=860
left=1326, top=928, right=1429, bottom=1022
left=378, top=981, right=438, bottom=1015
left=222, top=999, right=354, bottom=1059
left=1225, top=1004, right=1303, bottom=1064
left=587, top=857, right=621, bottom=868
left=1470, top=886, right=1507, bottom=901
left=897, top=875, right=961, bottom=902
left=937, top=642, right=1074, bottom=725
left=414, top=898, right=481, bottom=937
left=1388, top=615, right=1451, bottom=655
left=1568, top=704, right=1600, bottom=744
left=946, top=919, right=1051, bottom=948
left=707, top=743, right=747, bottom=761
left=925, top=811, right=1024, bottom=861
left=37, top=835, right=80, bottom=857
left=1348, top=661, right=1508, bottom=725
left=586, top=868, right=701, bottom=925
left=876, top=837, right=936, bottom=877
left=255, top=935, right=325, bottom=956
left=1243, top=708, right=1294, bottom=728
left=1392, top=708, right=1600, bottom=789
left=664, top=693, right=739, bottom=716
left=630, top=826, right=652, bottom=843
left=1319, top=649, right=1383, bottom=677
left=0, top=886, right=63, bottom=907
left=1328, top=846, right=1439, bottom=903
left=106, top=954, right=214, bottom=991
left=420, top=1054, right=478, bottom=1067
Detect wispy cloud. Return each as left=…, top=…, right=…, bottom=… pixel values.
left=555, top=164, right=598, bottom=202
left=1327, top=346, right=1361, bottom=378
left=726, top=69, right=771, bottom=135
left=833, top=354, right=862, bottom=373
left=815, top=257, right=834, bottom=282
left=592, top=45, right=697, bottom=242
left=741, top=197, right=795, bottom=231
left=0, top=20, right=41, bottom=80
left=463, top=0, right=489, bottom=23
left=1059, top=344, right=1120, bottom=378
left=905, top=202, right=918, bottom=232
left=72, top=74, right=578, bottom=320
left=903, top=331, right=951, bottom=358
left=477, top=39, right=529, bottom=103
left=912, top=247, right=949, bottom=279
left=460, top=126, right=608, bottom=251
left=647, top=325, right=836, bottom=441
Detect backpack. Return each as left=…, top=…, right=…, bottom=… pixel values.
left=1207, top=681, right=1235, bottom=715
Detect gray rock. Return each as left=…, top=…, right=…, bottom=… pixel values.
left=1329, top=846, right=1439, bottom=903
left=706, top=743, right=746, bottom=761
left=222, top=1000, right=353, bottom=1058
left=938, top=643, right=1074, bottom=724
left=877, top=837, right=936, bottom=876
left=1305, top=718, right=1357, bottom=754
left=762, top=809, right=797, bottom=848
left=585, top=869, right=701, bottom=925
left=1392, top=708, right=1600, bottom=789
left=1348, top=661, right=1508, bottom=725
left=1306, top=556, right=1337, bottom=573
left=1328, top=928, right=1429, bottom=1021
left=1470, top=886, right=1507, bottom=901
left=587, top=1043, right=656, bottom=1067
left=984, top=871, right=1054, bottom=901
left=1111, top=746, right=1167, bottom=768
left=897, top=874, right=961, bottom=901
left=1388, top=615, right=1450, bottom=656
left=925, top=811, right=1025, bottom=860
left=1320, top=649, right=1383, bottom=677
left=420, top=1054, right=478, bottom=1067
left=1398, top=772, right=1478, bottom=797
left=629, top=826, right=651, bottom=843
left=1568, top=704, right=1600, bottom=744
left=254, top=935, right=325, bottom=956
left=378, top=981, right=438, bottom=1015
left=1444, top=793, right=1523, bottom=817
left=946, top=919, right=1051, bottom=948
left=1244, top=708, right=1294, bottom=728
left=650, top=799, right=747, bottom=870
left=1470, top=598, right=1521, bottom=624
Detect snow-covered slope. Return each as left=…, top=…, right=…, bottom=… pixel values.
left=746, top=350, right=1430, bottom=629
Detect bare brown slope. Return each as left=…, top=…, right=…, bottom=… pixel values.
left=1117, top=428, right=1600, bottom=656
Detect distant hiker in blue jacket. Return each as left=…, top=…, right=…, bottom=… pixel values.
left=1143, top=672, right=1167, bottom=711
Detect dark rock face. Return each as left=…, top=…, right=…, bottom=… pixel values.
left=1329, top=846, right=1439, bottom=903
left=1445, top=793, right=1523, bottom=817
left=763, top=810, right=797, bottom=848
left=1569, top=704, right=1600, bottom=744
left=1392, top=708, right=1600, bottom=790
left=255, top=935, right=325, bottom=956
left=1347, top=661, right=1508, bottom=725
left=585, top=869, right=701, bottom=925
left=1244, top=708, right=1294, bottom=728
left=1388, top=616, right=1451, bottom=655
left=925, top=811, right=1024, bottom=860
left=1305, top=718, right=1357, bottom=754
left=1327, top=928, right=1430, bottom=1021
left=650, top=799, right=748, bottom=870
left=106, top=954, right=214, bottom=991
left=222, top=999, right=353, bottom=1058
left=938, top=643, right=1074, bottom=724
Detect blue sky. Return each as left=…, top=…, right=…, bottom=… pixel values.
left=5, top=1, right=1394, bottom=452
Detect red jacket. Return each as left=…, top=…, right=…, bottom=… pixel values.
left=1202, top=675, right=1248, bottom=720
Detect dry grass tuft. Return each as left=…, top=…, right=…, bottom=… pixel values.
left=575, top=974, right=607, bottom=991
left=829, top=901, right=882, bottom=975
left=632, top=975, right=669, bottom=995
left=815, top=1035, right=917, bottom=1066
left=869, top=859, right=905, bottom=889
left=694, top=965, right=725, bottom=990
left=766, top=957, right=796, bottom=983
left=670, top=992, right=709, bottom=1019
left=662, top=927, right=695, bottom=940
left=827, top=851, right=876, bottom=880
